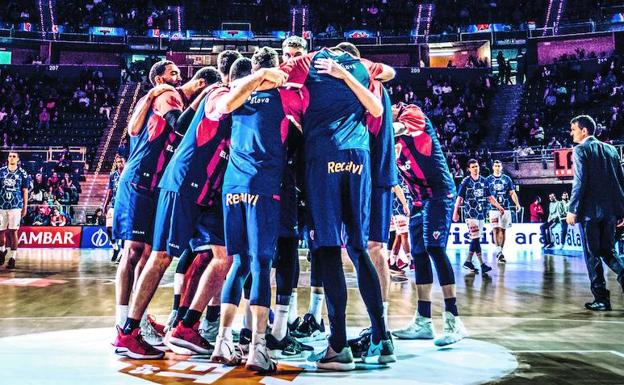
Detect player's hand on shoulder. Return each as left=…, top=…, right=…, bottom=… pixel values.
left=314, top=58, right=348, bottom=79
left=149, top=84, right=176, bottom=98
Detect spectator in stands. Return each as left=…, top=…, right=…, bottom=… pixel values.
left=57, top=147, right=72, bottom=174
left=530, top=196, right=545, bottom=223
left=50, top=208, right=66, bottom=227
left=497, top=51, right=506, bottom=85
left=47, top=172, right=60, bottom=191
left=38, top=108, right=50, bottom=131
left=31, top=206, right=50, bottom=226
left=91, top=208, right=106, bottom=226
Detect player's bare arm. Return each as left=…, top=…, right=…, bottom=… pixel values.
left=216, top=68, right=288, bottom=114
left=127, top=85, right=176, bottom=136
left=314, top=57, right=383, bottom=118
left=453, top=196, right=463, bottom=222
left=392, top=185, right=411, bottom=216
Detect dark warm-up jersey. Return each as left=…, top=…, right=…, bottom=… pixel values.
left=120, top=90, right=184, bottom=191
left=159, top=85, right=232, bottom=207
left=394, top=103, right=456, bottom=201
left=0, top=166, right=29, bottom=209
left=458, top=175, right=489, bottom=220
left=108, top=169, right=122, bottom=208
left=486, top=174, right=515, bottom=210
left=281, top=48, right=374, bottom=158
left=223, top=87, right=304, bottom=196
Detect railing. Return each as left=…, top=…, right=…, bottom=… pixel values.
left=25, top=203, right=105, bottom=226
left=0, top=147, right=86, bottom=162
left=1, top=18, right=623, bottom=48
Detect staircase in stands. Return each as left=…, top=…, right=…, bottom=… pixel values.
left=484, top=84, right=525, bottom=151
left=80, top=81, right=142, bottom=208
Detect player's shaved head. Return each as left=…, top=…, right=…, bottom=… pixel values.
left=251, top=47, right=279, bottom=71
left=229, top=57, right=253, bottom=82
left=335, top=42, right=360, bottom=58
left=191, top=66, right=221, bottom=86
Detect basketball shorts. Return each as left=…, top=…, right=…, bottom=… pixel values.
left=112, top=182, right=157, bottom=244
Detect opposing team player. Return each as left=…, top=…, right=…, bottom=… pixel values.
left=113, top=62, right=219, bottom=355
left=390, top=103, right=467, bottom=346
left=486, top=160, right=520, bottom=263
left=281, top=47, right=394, bottom=370
left=210, top=49, right=300, bottom=373
left=0, top=151, right=29, bottom=269
left=453, top=159, right=504, bottom=275
left=104, top=155, right=125, bottom=263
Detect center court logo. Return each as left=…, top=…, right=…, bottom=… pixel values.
left=91, top=228, right=110, bottom=247
left=120, top=358, right=303, bottom=385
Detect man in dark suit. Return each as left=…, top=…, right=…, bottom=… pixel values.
left=566, top=115, right=624, bottom=311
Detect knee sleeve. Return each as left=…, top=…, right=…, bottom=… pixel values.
left=249, top=255, right=273, bottom=307
left=426, top=246, right=455, bottom=286
left=221, top=254, right=250, bottom=306
left=275, top=237, right=299, bottom=297
left=309, top=249, right=323, bottom=287
left=176, top=249, right=199, bottom=274
left=243, top=274, right=252, bottom=300
left=413, top=251, right=433, bottom=285
left=469, top=238, right=481, bottom=253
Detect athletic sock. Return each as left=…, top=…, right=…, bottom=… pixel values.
left=382, top=301, right=389, bottom=325
left=176, top=307, right=189, bottom=326
left=7, top=249, right=15, bottom=260
left=288, top=292, right=298, bottom=324
left=123, top=317, right=141, bottom=334
left=0, top=245, right=6, bottom=252
left=206, top=305, right=220, bottom=322
left=444, top=297, right=459, bottom=316
left=218, top=326, right=232, bottom=341
left=272, top=304, right=289, bottom=340
left=182, top=309, right=202, bottom=328
left=251, top=332, right=266, bottom=347
left=308, top=292, right=324, bottom=323
left=172, top=295, right=181, bottom=311
left=116, top=305, right=129, bottom=328
left=417, top=300, right=432, bottom=318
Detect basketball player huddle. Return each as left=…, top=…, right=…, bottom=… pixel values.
left=110, top=36, right=469, bottom=373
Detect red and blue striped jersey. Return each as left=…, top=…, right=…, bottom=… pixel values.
left=158, top=85, right=232, bottom=207
left=395, top=104, right=456, bottom=201
left=120, top=90, right=184, bottom=191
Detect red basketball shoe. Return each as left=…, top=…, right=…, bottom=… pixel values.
left=113, top=326, right=165, bottom=359
left=169, top=322, right=214, bottom=355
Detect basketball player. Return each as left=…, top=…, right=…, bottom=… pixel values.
left=281, top=48, right=394, bottom=370
left=163, top=51, right=242, bottom=337
left=0, top=152, right=29, bottom=269
left=389, top=151, right=413, bottom=278
left=334, top=42, right=398, bottom=343
left=210, top=48, right=304, bottom=373
left=453, top=159, right=504, bottom=275
left=280, top=35, right=329, bottom=344
left=486, top=160, right=520, bottom=263
left=112, top=62, right=220, bottom=357
left=104, top=155, right=124, bottom=263
left=390, top=103, right=468, bottom=346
